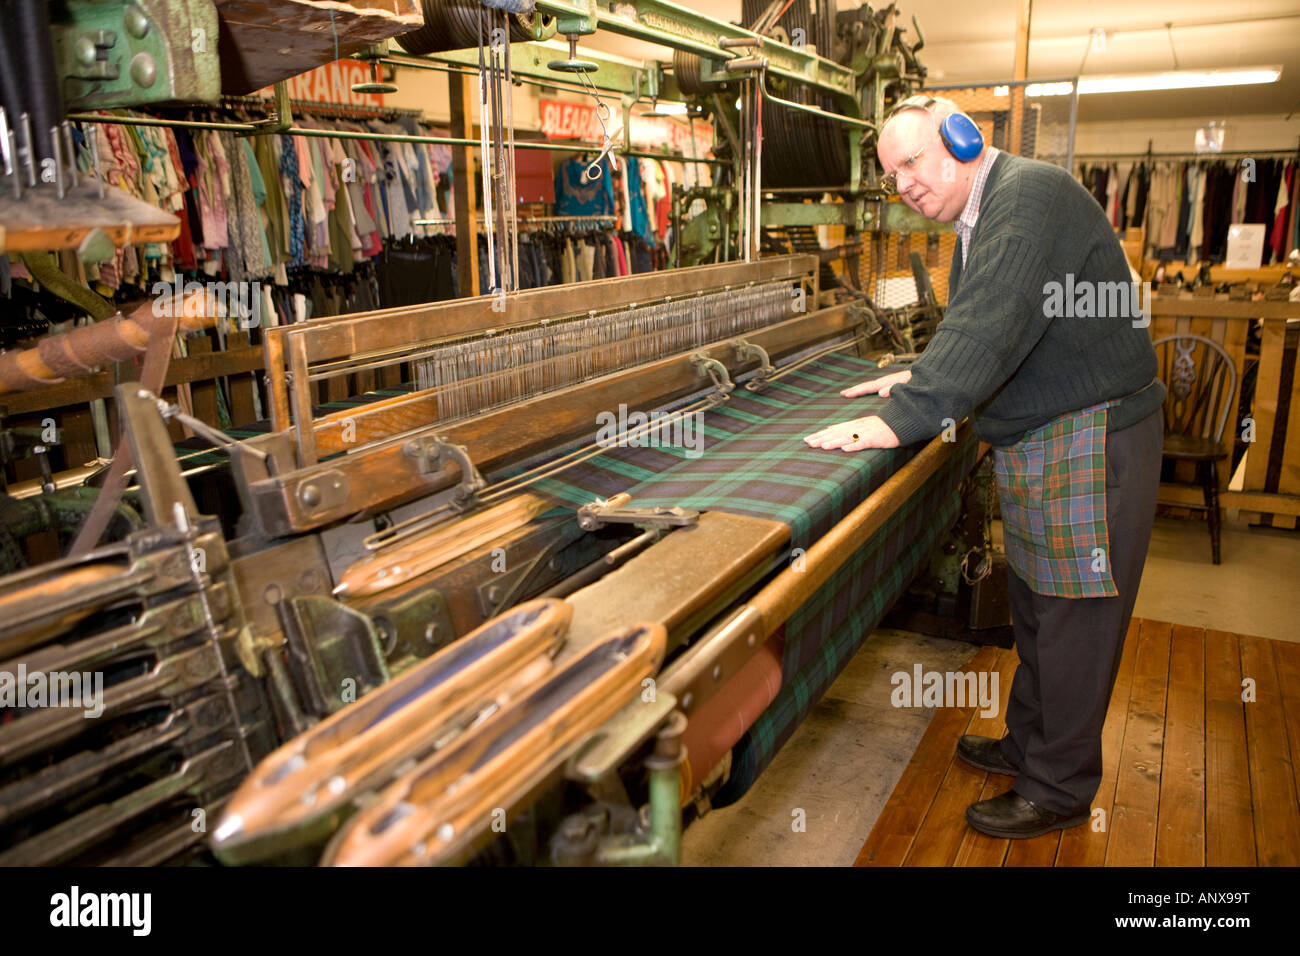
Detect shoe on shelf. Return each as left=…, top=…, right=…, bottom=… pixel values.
left=965, top=791, right=1090, bottom=839
left=956, top=735, right=1019, bottom=776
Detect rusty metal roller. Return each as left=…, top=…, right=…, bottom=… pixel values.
left=395, top=0, right=555, bottom=56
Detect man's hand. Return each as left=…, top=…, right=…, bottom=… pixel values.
left=840, top=369, right=912, bottom=399
left=803, top=415, right=899, bottom=451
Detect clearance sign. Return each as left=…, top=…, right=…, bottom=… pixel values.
left=539, top=98, right=605, bottom=141
left=540, top=98, right=712, bottom=155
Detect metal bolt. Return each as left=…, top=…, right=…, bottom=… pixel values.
left=299, top=484, right=321, bottom=507
left=712, top=664, right=722, bottom=681
left=130, top=52, right=156, bottom=88
left=298, top=569, right=320, bottom=592
left=75, top=35, right=98, bottom=66
left=123, top=5, right=150, bottom=38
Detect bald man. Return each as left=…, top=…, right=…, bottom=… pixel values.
left=804, top=97, right=1166, bottom=839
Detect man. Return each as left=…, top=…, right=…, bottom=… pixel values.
left=803, top=96, right=1165, bottom=839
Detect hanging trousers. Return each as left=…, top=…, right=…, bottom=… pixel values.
left=998, top=406, right=1163, bottom=814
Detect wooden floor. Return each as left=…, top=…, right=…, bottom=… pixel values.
left=855, top=618, right=1300, bottom=866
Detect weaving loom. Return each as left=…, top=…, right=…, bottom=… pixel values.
left=0, top=252, right=979, bottom=865
left=0, top=0, right=968, bottom=864
left=0, top=249, right=985, bottom=865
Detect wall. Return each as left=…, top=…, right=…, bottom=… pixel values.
left=1073, top=113, right=1300, bottom=158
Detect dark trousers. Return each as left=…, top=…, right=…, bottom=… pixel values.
left=999, top=407, right=1163, bottom=813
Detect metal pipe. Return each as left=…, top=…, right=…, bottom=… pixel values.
left=542, top=529, right=659, bottom=598
left=758, top=73, right=875, bottom=130
left=593, top=710, right=685, bottom=865
left=66, top=117, right=722, bottom=166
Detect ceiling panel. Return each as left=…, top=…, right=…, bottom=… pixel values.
left=578, top=1, right=1300, bottom=121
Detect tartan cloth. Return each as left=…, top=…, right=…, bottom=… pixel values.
left=715, top=430, right=975, bottom=805
left=992, top=401, right=1116, bottom=598
left=527, top=353, right=921, bottom=560
left=526, top=350, right=973, bottom=683
left=528, top=353, right=934, bottom=678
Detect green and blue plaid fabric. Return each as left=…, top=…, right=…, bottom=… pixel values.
left=715, top=433, right=974, bottom=804
left=528, top=353, right=922, bottom=558
left=523, top=352, right=976, bottom=801
left=992, top=401, right=1116, bottom=598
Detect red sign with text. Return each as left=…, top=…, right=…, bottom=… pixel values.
left=540, top=98, right=712, bottom=157
left=259, top=60, right=384, bottom=108
left=540, top=98, right=604, bottom=141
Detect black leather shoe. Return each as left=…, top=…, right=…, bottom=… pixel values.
left=956, top=735, right=1018, bottom=776
left=965, top=791, right=1090, bottom=839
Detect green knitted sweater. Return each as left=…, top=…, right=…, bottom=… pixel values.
left=877, top=152, right=1166, bottom=448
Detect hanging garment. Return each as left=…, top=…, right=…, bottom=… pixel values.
left=1269, top=161, right=1295, bottom=263
left=554, top=156, right=616, bottom=217
left=1105, top=163, right=1120, bottom=228
left=561, top=238, right=577, bottom=284
left=576, top=239, right=595, bottom=282
left=1188, top=163, right=1207, bottom=261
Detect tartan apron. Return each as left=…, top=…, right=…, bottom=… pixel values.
left=993, top=401, right=1117, bottom=598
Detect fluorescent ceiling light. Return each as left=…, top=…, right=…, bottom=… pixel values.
left=1025, top=82, right=1074, bottom=97
left=990, top=68, right=1280, bottom=99
left=1077, top=68, right=1280, bottom=94
left=643, top=102, right=688, bottom=115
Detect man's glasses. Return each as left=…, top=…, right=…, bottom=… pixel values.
left=881, top=144, right=926, bottom=196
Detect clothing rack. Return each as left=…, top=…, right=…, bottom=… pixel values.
left=1075, top=147, right=1300, bottom=161
left=412, top=214, right=617, bottom=226
left=64, top=107, right=721, bottom=166
left=220, top=94, right=425, bottom=121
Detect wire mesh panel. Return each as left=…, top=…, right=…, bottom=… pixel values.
left=863, top=79, right=1078, bottom=308
left=852, top=231, right=959, bottom=309
left=926, top=79, right=1078, bottom=171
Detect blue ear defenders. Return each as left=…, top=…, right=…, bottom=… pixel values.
left=889, top=95, right=984, bottom=162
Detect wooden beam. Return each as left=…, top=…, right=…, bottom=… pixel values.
left=449, top=71, right=480, bottom=300
left=1157, top=484, right=1300, bottom=517
left=0, top=346, right=263, bottom=416
left=1008, top=0, right=1031, bottom=155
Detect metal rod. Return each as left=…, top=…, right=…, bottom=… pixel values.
left=1073, top=148, right=1300, bottom=160
left=61, top=122, right=78, bottom=188
left=49, top=125, right=63, bottom=198
left=88, top=124, right=103, bottom=198
left=66, top=112, right=723, bottom=164
left=758, top=72, right=874, bottom=130
left=0, top=107, right=10, bottom=177
left=19, top=112, right=35, bottom=186
left=6, top=127, right=21, bottom=199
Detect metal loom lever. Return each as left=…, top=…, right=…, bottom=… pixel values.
left=690, top=353, right=734, bottom=404
left=732, top=339, right=775, bottom=391
left=402, top=435, right=487, bottom=512
left=576, top=493, right=699, bottom=532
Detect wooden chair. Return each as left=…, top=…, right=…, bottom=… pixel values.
left=1152, top=334, right=1238, bottom=564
